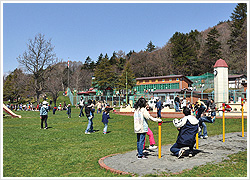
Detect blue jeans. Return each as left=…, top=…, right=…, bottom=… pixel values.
left=79, top=106, right=84, bottom=117
left=175, top=102, right=180, bottom=112
left=85, top=116, right=93, bottom=133
left=103, top=123, right=108, bottom=133
left=170, top=142, right=194, bottom=156
left=200, top=116, right=215, bottom=123
left=137, top=133, right=146, bottom=157
left=199, top=121, right=207, bottom=137
left=157, top=110, right=161, bottom=118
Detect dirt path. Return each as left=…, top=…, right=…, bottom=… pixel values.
left=101, top=132, right=247, bottom=176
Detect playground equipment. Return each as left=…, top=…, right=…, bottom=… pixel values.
left=3, top=104, right=21, bottom=118
left=158, top=121, right=162, bottom=159
left=241, top=98, right=245, bottom=137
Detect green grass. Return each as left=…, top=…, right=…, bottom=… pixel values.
left=3, top=108, right=247, bottom=177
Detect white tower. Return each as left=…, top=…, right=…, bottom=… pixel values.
left=213, top=59, right=228, bottom=106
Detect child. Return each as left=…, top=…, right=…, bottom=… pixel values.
left=170, top=107, right=199, bottom=158
left=102, top=108, right=110, bottom=134
left=67, top=104, right=71, bottom=118
left=53, top=106, right=57, bottom=114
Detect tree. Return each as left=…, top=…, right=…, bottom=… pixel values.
left=45, top=63, right=65, bottom=106
left=17, top=33, right=57, bottom=104
left=202, top=27, right=223, bottom=72
left=169, top=31, right=200, bottom=75
left=3, top=69, right=29, bottom=102
left=93, top=55, right=117, bottom=90
left=228, top=3, right=247, bottom=49
left=145, top=41, right=156, bottom=52
left=117, top=61, right=136, bottom=91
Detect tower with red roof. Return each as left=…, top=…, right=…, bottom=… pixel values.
left=213, top=59, right=229, bottom=105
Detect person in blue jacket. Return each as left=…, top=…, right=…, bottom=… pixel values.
left=170, top=107, right=199, bottom=158
left=156, top=98, right=162, bottom=118
left=40, top=101, right=49, bottom=129
left=102, top=108, right=111, bottom=134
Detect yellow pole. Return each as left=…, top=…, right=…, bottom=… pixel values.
left=158, top=122, right=162, bottom=159
left=242, top=99, right=244, bottom=137
left=196, top=133, right=199, bottom=149
left=223, top=104, right=225, bottom=142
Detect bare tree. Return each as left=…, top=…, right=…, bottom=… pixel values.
left=17, top=33, right=57, bottom=104
left=44, top=63, right=65, bottom=106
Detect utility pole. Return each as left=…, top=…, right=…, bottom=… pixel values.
left=126, top=71, right=128, bottom=104
left=68, top=57, right=69, bottom=89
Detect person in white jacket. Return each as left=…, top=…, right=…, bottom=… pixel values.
left=134, top=98, right=162, bottom=159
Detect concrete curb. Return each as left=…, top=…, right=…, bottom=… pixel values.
left=98, top=153, right=135, bottom=176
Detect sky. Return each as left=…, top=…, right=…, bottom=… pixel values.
left=2, top=2, right=239, bottom=74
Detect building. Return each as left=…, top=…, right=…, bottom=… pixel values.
left=135, top=75, right=193, bottom=94
left=228, top=74, right=247, bottom=89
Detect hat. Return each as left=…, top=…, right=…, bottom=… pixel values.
left=173, top=118, right=186, bottom=128
left=43, top=101, right=48, bottom=105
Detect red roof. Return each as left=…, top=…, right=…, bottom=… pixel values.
left=214, top=59, right=228, bottom=68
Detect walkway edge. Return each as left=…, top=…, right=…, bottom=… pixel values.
left=98, top=153, right=135, bottom=176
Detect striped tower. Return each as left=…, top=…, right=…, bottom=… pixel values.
left=213, top=59, right=228, bottom=106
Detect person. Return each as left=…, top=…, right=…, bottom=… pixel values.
left=40, top=101, right=49, bottom=129
left=134, top=98, right=162, bottom=159
left=79, top=97, right=85, bottom=117
left=143, top=104, right=158, bottom=150
left=165, top=96, right=171, bottom=108
left=174, top=95, right=181, bottom=112
left=85, top=100, right=95, bottom=134
left=170, top=107, right=199, bottom=158
left=156, top=98, right=162, bottom=118
left=96, top=101, right=102, bottom=114
left=182, top=97, right=187, bottom=109
left=67, top=104, right=71, bottom=118
left=53, top=105, right=57, bottom=114
left=102, top=108, right=110, bottom=134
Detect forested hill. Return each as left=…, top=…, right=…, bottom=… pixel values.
left=129, top=19, right=247, bottom=78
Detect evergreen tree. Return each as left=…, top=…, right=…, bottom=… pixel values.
left=170, top=31, right=200, bottom=75
left=96, top=53, right=103, bottom=66
left=202, top=27, right=222, bottom=72
left=82, top=56, right=92, bottom=69
left=110, top=51, right=117, bottom=65
left=228, top=3, right=247, bottom=49
left=145, top=41, right=156, bottom=52
left=93, top=55, right=117, bottom=90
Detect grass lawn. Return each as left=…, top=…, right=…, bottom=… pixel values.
left=3, top=108, right=247, bottom=177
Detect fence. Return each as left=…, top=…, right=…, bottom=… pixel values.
left=67, top=87, right=247, bottom=108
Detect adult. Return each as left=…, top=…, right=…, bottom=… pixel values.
left=170, top=107, right=199, bottom=158
left=134, top=98, right=162, bottom=159
left=96, top=101, right=102, bottom=114
left=40, top=101, right=49, bottom=129
left=85, top=100, right=95, bottom=134
left=165, top=96, right=171, bottom=108
left=156, top=98, right=162, bottom=118
left=174, top=95, right=181, bottom=112
left=79, top=96, right=85, bottom=117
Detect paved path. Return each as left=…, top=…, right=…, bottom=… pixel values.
left=99, top=132, right=247, bottom=176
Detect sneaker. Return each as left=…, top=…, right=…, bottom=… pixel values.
left=204, top=135, right=208, bottom=139
left=44, top=127, right=48, bottom=129
left=178, top=149, right=185, bottom=159
left=138, top=155, right=148, bottom=159
left=85, top=132, right=91, bottom=134
left=149, top=145, right=158, bottom=150
left=189, top=153, right=193, bottom=157
left=199, top=136, right=203, bottom=139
